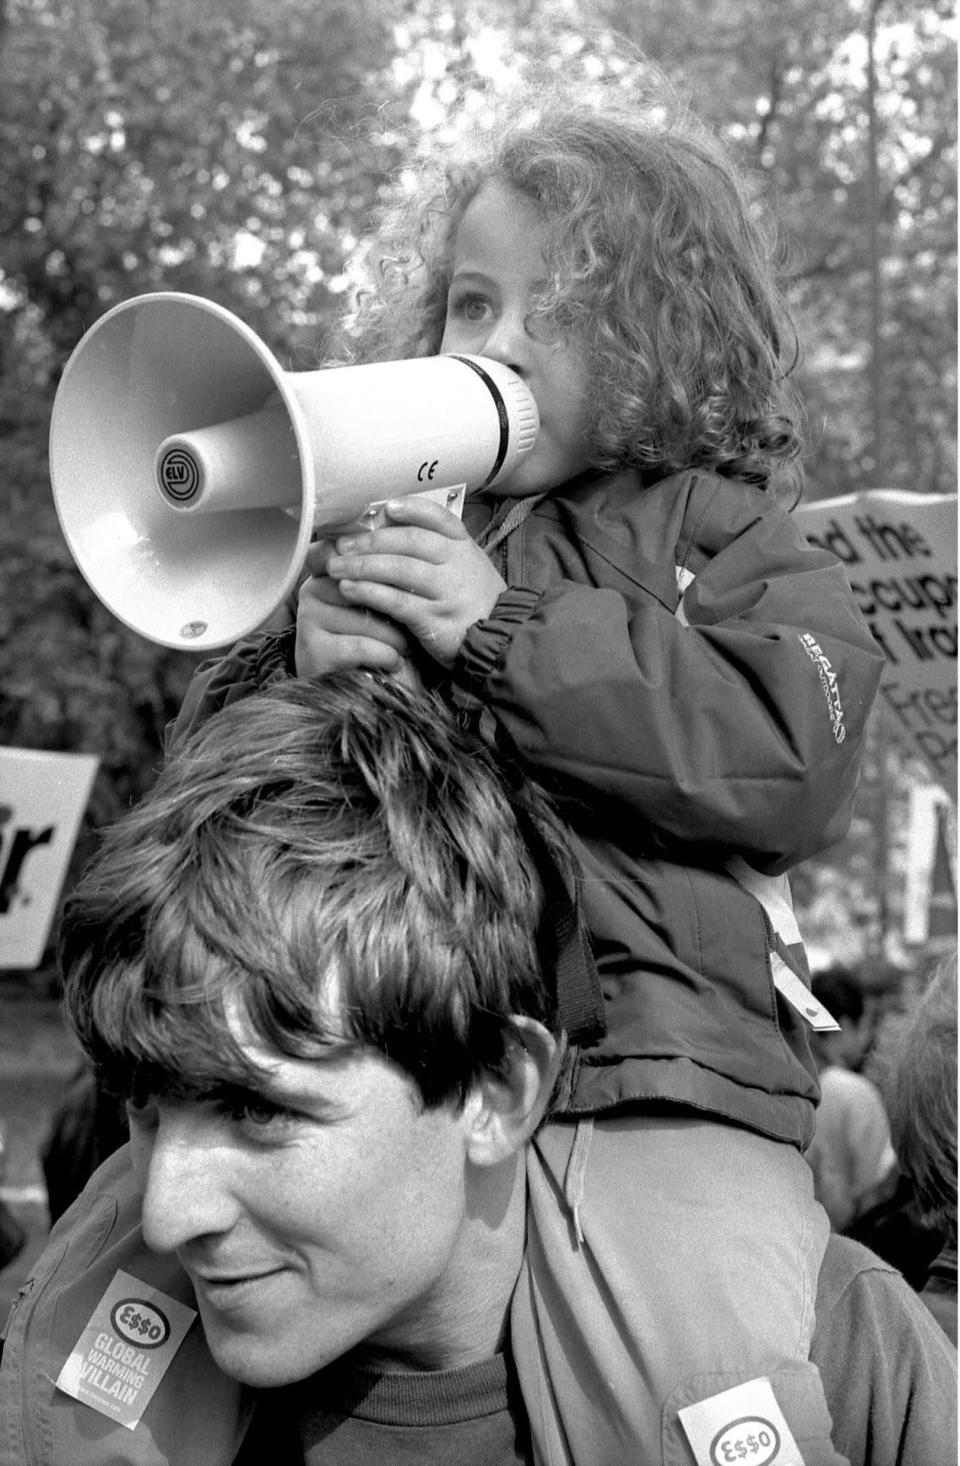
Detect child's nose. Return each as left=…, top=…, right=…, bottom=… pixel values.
left=479, top=309, right=531, bottom=375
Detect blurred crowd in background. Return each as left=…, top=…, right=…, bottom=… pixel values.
left=807, top=952, right=957, bottom=1344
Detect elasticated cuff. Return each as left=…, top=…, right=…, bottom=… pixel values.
left=253, top=625, right=297, bottom=685
left=454, top=587, right=544, bottom=693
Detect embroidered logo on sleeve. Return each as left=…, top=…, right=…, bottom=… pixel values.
left=55, top=1269, right=197, bottom=1431
left=798, top=633, right=846, bottom=744
left=678, top=1378, right=806, bottom=1466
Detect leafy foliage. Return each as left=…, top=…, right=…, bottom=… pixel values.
left=1, top=0, right=407, bottom=822
left=1, top=0, right=404, bottom=354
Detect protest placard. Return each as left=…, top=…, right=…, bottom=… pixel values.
left=0, top=748, right=99, bottom=969
left=903, top=784, right=957, bottom=946
left=797, top=489, right=957, bottom=793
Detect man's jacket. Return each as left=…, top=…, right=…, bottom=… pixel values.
left=0, top=1147, right=252, bottom=1466
left=2, top=1151, right=955, bottom=1466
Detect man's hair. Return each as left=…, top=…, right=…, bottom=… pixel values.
left=883, top=955, right=958, bottom=1239
left=60, top=673, right=572, bottom=1109
left=339, top=65, right=802, bottom=494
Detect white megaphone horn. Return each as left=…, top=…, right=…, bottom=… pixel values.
left=49, top=292, right=539, bottom=650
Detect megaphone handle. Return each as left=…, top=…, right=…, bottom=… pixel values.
left=325, top=482, right=467, bottom=536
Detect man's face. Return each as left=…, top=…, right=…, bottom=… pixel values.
left=128, top=1032, right=490, bottom=1387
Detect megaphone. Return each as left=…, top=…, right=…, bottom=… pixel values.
left=49, top=292, right=539, bottom=650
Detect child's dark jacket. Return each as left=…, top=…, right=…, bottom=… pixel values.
left=172, top=467, right=885, bottom=1150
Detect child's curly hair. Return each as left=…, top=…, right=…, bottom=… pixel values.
left=339, top=70, right=804, bottom=494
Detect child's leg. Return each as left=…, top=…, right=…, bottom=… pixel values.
left=511, top=1114, right=849, bottom=1466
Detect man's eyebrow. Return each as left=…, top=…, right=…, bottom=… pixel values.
left=210, top=1060, right=350, bottom=1111
left=208, top=1077, right=290, bottom=1103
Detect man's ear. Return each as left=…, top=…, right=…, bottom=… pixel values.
left=465, top=1018, right=563, bottom=1168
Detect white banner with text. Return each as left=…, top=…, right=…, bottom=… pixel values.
left=797, top=489, right=957, bottom=793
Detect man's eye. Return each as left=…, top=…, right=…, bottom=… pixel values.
left=238, top=1100, right=286, bottom=1126
left=221, top=1094, right=299, bottom=1135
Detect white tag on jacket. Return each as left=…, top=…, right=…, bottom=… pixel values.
left=55, top=1268, right=197, bottom=1431
left=771, top=952, right=841, bottom=1031
left=678, top=1377, right=806, bottom=1465
left=674, top=564, right=695, bottom=625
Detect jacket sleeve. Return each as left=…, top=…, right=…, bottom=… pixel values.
left=0, top=1146, right=253, bottom=1466
left=166, top=624, right=296, bottom=752
left=455, top=489, right=885, bottom=872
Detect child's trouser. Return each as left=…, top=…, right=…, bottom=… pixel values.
left=511, top=1114, right=850, bottom=1466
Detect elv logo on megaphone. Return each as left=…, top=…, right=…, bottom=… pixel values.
left=49, top=293, right=539, bottom=651
left=157, top=446, right=202, bottom=503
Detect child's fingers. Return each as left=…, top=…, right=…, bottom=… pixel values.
left=323, top=606, right=410, bottom=654
left=383, top=496, right=470, bottom=537
left=333, top=528, right=444, bottom=565
left=326, top=552, right=438, bottom=598
left=297, top=630, right=406, bottom=676
left=327, top=637, right=406, bottom=672
left=295, top=590, right=409, bottom=677
left=335, top=579, right=442, bottom=634
left=334, top=499, right=470, bottom=558
left=297, top=577, right=410, bottom=652
left=303, top=539, right=336, bottom=576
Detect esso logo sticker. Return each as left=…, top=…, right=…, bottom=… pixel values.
left=110, top=1298, right=171, bottom=1348
left=710, top=1417, right=781, bottom=1466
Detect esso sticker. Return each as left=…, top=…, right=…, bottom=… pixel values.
left=710, top=1417, right=781, bottom=1466
left=110, top=1297, right=171, bottom=1348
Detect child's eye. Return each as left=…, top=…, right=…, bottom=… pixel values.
left=451, top=293, right=493, bottom=325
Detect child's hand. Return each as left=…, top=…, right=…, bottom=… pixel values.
left=320, top=497, right=507, bottom=667
left=295, top=566, right=412, bottom=678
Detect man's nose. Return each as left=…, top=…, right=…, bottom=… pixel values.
left=135, top=1108, right=239, bottom=1254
